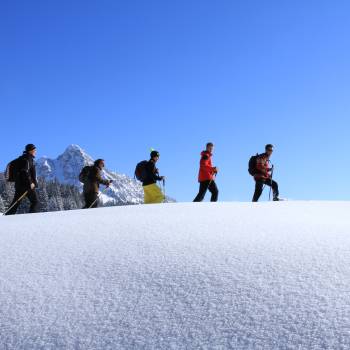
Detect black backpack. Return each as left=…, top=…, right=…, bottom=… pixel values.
left=248, top=153, right=259, bottom=176
left=5, top=157, right=21, bottom=182
left=134, top=161, right=148, bottom=182
left=79, top=165, right=93, bottom=183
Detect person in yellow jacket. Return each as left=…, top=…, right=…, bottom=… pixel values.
left=142, top=150, right=165, bottom=204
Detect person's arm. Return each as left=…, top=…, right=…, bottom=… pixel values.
left=148, top=162, right=162, bottom=181
left=95, top=169, right=110, bottom=186
left=32, top=165, right=38, bottom=188
left=200, top=154, right=216, bottom=175
left=256, top=156, right=269, bottom=177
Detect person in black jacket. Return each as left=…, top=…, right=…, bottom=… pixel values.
left=5, top=144, right=39, bottom=215
left=142, top=150, right=165, bottom=204
left=83, top=159, right=112, bottom=209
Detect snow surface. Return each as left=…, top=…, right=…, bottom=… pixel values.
left=1, top=202, right=350, bottom=349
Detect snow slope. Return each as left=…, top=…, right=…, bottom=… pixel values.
left=1, top=202, right=350, bottom=349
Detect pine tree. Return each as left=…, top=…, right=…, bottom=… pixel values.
left=54, top=180, right=64, bottom=211
left=37, top=178, right=49, bottom=212
left=0, top=195, right=5, bottom=214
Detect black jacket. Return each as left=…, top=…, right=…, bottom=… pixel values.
left=142, top=160, right=162, bottom=186
left=16, top=152, right=38, bottom=190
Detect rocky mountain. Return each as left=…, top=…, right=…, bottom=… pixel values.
left=36, top=144, right=144, bottom=205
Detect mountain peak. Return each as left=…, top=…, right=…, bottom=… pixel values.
left=57, top=144, right=93, bottom=165
left=64, top=144, right=86, bottom=155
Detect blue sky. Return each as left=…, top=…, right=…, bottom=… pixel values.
left=1, top=0, right=349, bottom=202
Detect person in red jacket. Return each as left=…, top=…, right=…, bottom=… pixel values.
left=193, top=142, right=219, bottom=202
left=252, top=144, right=280, bottom=202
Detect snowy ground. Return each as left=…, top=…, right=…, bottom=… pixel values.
left=1, top=202, right=350, bottom=349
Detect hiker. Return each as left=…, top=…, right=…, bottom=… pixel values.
left=80, top=159, right=112, bottom=209
left=193, top=142, right=219, bottom=202
left=251, top=144, right=280, bottom=202
left=5, top=144, right=39, bottom=215
left=136, top=150, right=165, bottom=204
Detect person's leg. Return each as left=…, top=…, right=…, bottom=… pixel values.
left=143, top=185, right=152, bottom=204
left=83, top=193, right=90, bottom=208
left=193, top=181, right=209, bottom=202
left=144, top=184, right=163, bottom=204
left=27, top=190, right=39, bottom=213
left=208, top=181, right=219, bottom=202
left=90, top=193, right=99, bottom=208
left=4, top=188, right=23, bottom=215
left=148, top=184, right=164, bottom=204
left=271, top=180, right=279, bottom=200
left=144, top=184, right=160, bottom=204
left=153, top=184, right=164, bottom=203
left=264, top=178, right=279, bottom=200
left=83, top=193, right=98, bottom=208
left=252, top=180, right=264, bottom=202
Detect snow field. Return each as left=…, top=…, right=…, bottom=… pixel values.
left=1, top=201, right=350, bottom=349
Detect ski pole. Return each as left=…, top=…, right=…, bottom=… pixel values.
left=88, top=187, right=109, bottom=209
left=162, top=178, right=166, bottom=202
left=3, top=191, right=28, bottom=216
left=269, top=164, right=274, bottom=201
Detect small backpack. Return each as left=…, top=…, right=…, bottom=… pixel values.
left=248, top=153, right=259, bottom=176
left=5, top=157, right=21, bottom=182
left=134, top=161, right=149, bottom=182
left=79, top=165, right=93, bottom=183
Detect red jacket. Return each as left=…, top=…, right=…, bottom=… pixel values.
left=254, top=153, right=271, bottom=180
left=198, top=151, right=215, bottom=182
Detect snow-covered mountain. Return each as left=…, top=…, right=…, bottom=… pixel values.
left=36, top=144, right=144, bottom=205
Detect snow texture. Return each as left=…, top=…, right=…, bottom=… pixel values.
left=1, top=201, right=350, bottom=349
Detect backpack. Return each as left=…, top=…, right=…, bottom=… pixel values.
left=79, top=165, right=93, bottom=183
left=134, top=161, right=149, bottom=182
left=248, top=153, right=259, bottom=176
left=5, top=157, right=21, bottom=182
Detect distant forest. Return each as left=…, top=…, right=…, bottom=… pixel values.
left=0, top=174, right=84, bottom=214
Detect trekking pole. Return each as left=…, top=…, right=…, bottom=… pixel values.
left=3, top=191, right=28, bottom=216
left=88, top=187, right=109, bottom=209
left=269, top=164, right=274, bottom=201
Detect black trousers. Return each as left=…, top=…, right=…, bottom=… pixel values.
left=83, top=192, right=99, bottom=209
left=193, top=180, right=219, bottom=202
left=5, top=188, right=38, bottom=215
left=252, top=178, right=279, bottom=202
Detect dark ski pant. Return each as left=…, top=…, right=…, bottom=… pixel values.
left=83, top=192, right=99, bottom=209
left=252, top=178, right=279, bottom=202
left=5, top=188, right=38, bottom=215
left=193, top=180, right=219, bottom=202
